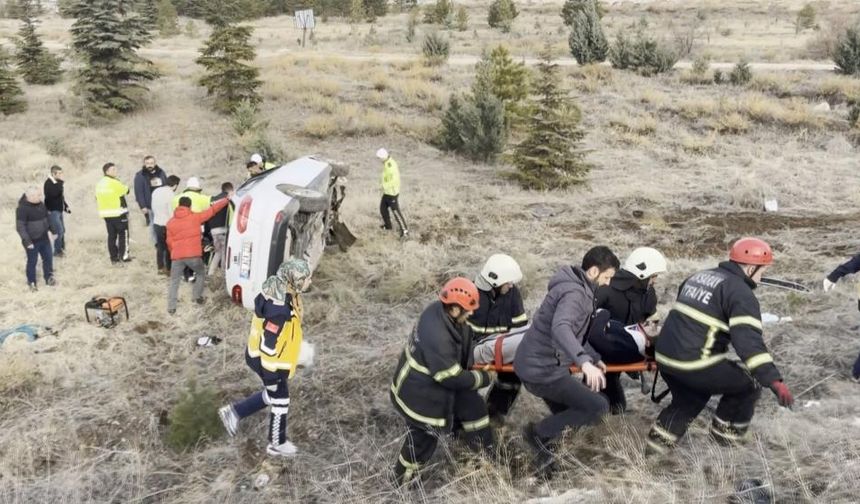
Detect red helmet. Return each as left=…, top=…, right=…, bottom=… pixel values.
left=730, top=237, right=773, bottom=266
left=439, top=277, right=480, bottom=311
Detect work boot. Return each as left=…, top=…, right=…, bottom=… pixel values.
left=218, top=405, right=239, bottom=437
left=266, top=440, right=298, bottom=458
left=522, top=422, right=557, bottom=479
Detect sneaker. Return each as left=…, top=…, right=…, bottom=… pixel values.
left=54, top=251, right=64, bottom=258
left=157, top=267, right=169, bottom=275
left=111, top=259, right=120, bottom=264
left=167, top=308, right=176, bottom=315
left=852, top=375, right=860, bottom=383
left=187, top=274, right=197, bottom=283
left=218, top=405, right=239, bottom=437
left=28, top=282, right=37, bottom=292
left=194, top=298, right=205, bottom=305
left=266, top=440, right=299, bottom=458
left=46, top=276, right=56, bottom=286
left=121, top=257, right=133, bottom=263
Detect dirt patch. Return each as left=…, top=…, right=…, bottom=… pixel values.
left=132, top=320, right=165, bottom=335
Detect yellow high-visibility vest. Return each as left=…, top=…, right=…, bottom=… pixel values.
left=95, top=176, right=129, bottom=218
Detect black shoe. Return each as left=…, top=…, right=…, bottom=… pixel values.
left=194, top=298, right=205, bottom=305
left=28, top=283, right=37, bottom=292
left=111, top=259, right=120, bottom=264
left=46, top=276, right=56, bottom=286
left=54, top=251, right=64, bottom=258
left=522, top=422, right=557, bottom=479
left=168, top=308, right=176, bottom=315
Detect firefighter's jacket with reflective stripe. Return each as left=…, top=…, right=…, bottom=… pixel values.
left=390, top=301, right=490, bottom=428
left=171, top=190, right=211, bottom=212
left=246, top=293, right=303, bottom=378
left=381, top=158, right=400, bottom=196
left=655, top=261, right=782, bottom=386
left=468, top=286, right=528, bottom=341
left=95, top=176, right=129, bottom=218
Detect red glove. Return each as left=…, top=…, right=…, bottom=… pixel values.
left=769, top=381, right=794, bottom=408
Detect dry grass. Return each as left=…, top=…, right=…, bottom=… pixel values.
left=1, top=2, right=860, bottom=503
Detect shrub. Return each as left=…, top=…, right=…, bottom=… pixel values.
left=422, top=32, right=449, bottom=66
left=165, top=381, right=223, bottom=451
left=511, top=47, right=590, bottom=189
left=568, top=1, right=608, bottom=64
left=729, top=60, right=752, bottom=85
left=439, top=90, right=506, bottom=163
left=849, top=101, right=860, bottom=128
left=423, top=0, right=451, bottom=25
left=609, top=28, right=678, bottom=76
left=406, top=8, right=418, bottom=42
left=455, top=6, right=468, bottom=32
left=561, top=0, right=603, bottom=26
left=231, top=98, right=263, bottom=135
left=488, top=0, right=518, bottom=33
left=794, top=4, right=816, bottom=34
left=157, top=0, right=180, bottom=37
left=833, top=25, right=860, bottom=76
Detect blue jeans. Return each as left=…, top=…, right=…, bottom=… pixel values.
left=26, top=238, right=53, bottom=285
left=48, top=211, right=65, bottom=254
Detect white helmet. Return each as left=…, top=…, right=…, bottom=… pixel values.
left=186, top=177, right=201, bottom=190
left=623, top=247, right=667, bottom=280
left=376, top=148, right=389, bottom=160
left=250, top=153, right=263, bottom=164
left=476, top=254, right=523, bottom=290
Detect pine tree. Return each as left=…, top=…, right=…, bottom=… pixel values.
left=488, top=0, right=517, bottom=33
left=15, top=0, right=62, bottom=85
left=69, top=0, right=158, bottom=116
left=156, top=0, right=180, bottom=37
left=511, top=48, right=590, bottom=190
left=0, top=47, right=27, bottom=115
left=561, top=0, right=603, bottom=26
left=833, top=26, right=860, bottom=76
left=568, top=1, right=607, bottom=64
left=139, top=0, right=158, bottom=29
left=455, top=6, right=468, bottom=32
left=439, top=89, right=506, bottom=163
left=196, top=8, right=262, bottom=113
left=349, top=0, right=364, bottom=24
left=473, top=45, right=529, bottom=127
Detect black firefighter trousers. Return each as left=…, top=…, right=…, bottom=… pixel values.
left=648, top=360, right=762, bottom=453
left=393, top=389, right=493, bottom=485
left=380, top=195, right=408, bottom=236
left=104, top=215, right=129, bottom=262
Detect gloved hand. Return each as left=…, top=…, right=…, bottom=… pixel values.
left=823, top=278, right=836, bottom=292
left=769, top=380, right=794, bottom=408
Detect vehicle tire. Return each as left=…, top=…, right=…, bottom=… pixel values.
left=277, top=184, right=329, bottom=213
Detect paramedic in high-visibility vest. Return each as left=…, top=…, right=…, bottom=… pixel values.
left=94, top=162, right=131, bottom=263
left=376, top=148, right=409, bottom=239
left=171, top=177, right=211, bottom=212
left=647, top=237, right=794, bottom=455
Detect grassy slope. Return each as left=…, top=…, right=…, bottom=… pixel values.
left=1, top=1, right=860, bottom=502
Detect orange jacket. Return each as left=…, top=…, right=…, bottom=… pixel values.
left=166, top=198, right=229, bottom=261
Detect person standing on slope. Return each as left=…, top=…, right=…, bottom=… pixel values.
left=647, top=238, right=794, bottom=454
left=95, top=162, right=131, bottom=264
left=376, top=148, right=409, bottom=239
left=822, top=254, right=860, bottom=381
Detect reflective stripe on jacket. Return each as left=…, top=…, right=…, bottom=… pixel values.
left=390, top=301, right=489, bottom=428
left=246, top=296, right=303, bottom=378
left=95, top=176, right=129, bottom=218
left=468, top=286, right=528, bottom=340
left=654, top=261, right=781, bottom=386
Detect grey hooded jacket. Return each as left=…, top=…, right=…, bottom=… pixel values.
left=514, top=265, right=601, bottom=384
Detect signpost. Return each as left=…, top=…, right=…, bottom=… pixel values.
left=294, top=9, right=315, bottom=48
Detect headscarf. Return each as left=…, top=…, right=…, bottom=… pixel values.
left=277, top=258, right=311, bottom=293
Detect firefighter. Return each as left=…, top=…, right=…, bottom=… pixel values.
left=593, top=247, right=667, bottom=413
left=469, top=254, right=529, bottom=422
left=218, top=259, right=311, bottom=457
left=647, top=238, right=794, bottom=454
left=822, top=254, right=860, bottom=381
left=390, top=277, right=494, bottom=486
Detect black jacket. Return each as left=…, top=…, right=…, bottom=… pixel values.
left=655, top=261, right=782, bottom=386
left=133, top=166, right=168, bottom=210
left=43, top=177, right=68, bottom=213
left=208, top=191, right=229, bottom=229
left=595, top=269, right=657, bottom=325
left=390, top=301, right=490, bottom=429
left=468, top=285, right=528, bottom=341
left=827, top=254, right=860, bottom=283
left=16, top=195, right=56, bottom=247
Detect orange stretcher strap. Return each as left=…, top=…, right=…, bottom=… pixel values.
left=473, top=360, right=658, bottom=374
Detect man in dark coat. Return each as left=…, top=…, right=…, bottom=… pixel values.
left=133, top=155, right=168, bottom=244
left=16, top=187, right=58, bottom=291
left=43, top=165, right=70, bottom=257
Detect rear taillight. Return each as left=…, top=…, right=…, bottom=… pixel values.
left=237, top=196, right=253, bottom=233
left=231, top=285, right=243, bottom=305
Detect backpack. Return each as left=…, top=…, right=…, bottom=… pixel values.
left=84, top=297, right=129, bottom=328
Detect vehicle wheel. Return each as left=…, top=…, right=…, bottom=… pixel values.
left=277, top=184, right=329, bottom=213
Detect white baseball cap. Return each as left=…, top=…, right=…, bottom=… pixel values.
left=250, top=153, right=263, bottom=164
left=376, top=148, right=389, bottom=160
left=186, top=177, right=201, bottom=190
